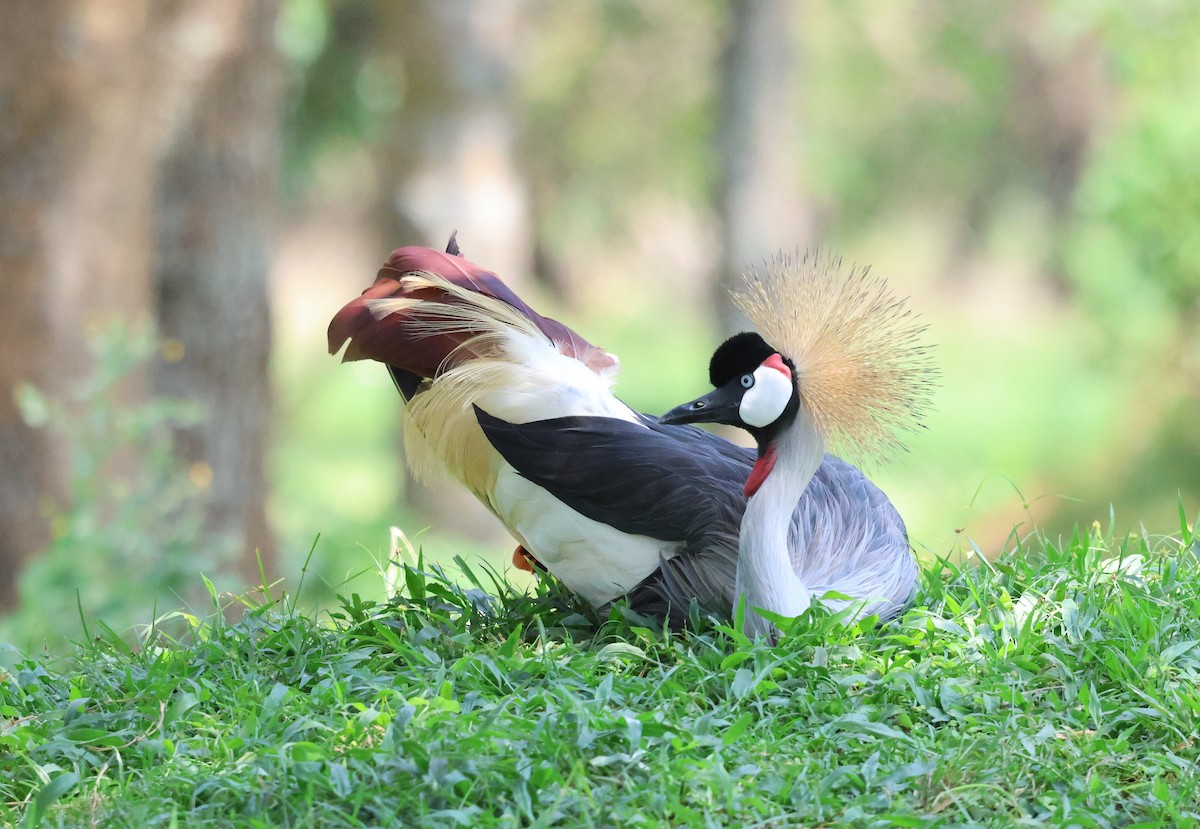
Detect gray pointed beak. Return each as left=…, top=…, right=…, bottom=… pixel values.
left=659, top=384, right=744, bottom=426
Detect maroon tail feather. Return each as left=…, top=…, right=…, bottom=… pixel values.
left=327, top=246, right=615, bottom=381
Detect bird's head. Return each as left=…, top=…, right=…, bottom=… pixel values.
left=660, top=251, right=937, bottom=464
left=660, top=332, right=799, bottom=444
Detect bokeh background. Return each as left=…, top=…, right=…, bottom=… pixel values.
left=2, top=0, right=1198, bottom=648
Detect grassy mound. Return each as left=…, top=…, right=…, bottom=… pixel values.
left=3, top=517, right=1199, bottom=828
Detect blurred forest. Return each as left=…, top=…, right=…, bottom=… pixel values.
left=1, top=0, right=1198, bottom=647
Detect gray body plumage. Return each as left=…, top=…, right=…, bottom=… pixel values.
left=638, top=447, right=917, bottom=626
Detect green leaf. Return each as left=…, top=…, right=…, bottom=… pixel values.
left=24, top=772, right=78, bottom=829
left=731, top=667, right=755, bottom=699
left=1160, top=640, right=1198, bottom=664
left=876, top=815, right=931, bottom=827
left=289, top=741, right=327, bottom=762
left=828, top=713, right=910, bottom=742
left=164, top=692, right=199, bottom=725
left=723, top=711, right=754, bottom=744
left=720, top=650, right=753, bottom=671
left=13, top=382, right=50, bottom=428
left=596, top=643, right=647, bottom=663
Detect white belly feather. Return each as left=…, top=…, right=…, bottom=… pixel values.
left=490, top=463, right=680, bottom=606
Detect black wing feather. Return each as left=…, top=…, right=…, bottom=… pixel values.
left=474, top=407, right=750, bottom=543
left=475, top=407, right=753, bottom=624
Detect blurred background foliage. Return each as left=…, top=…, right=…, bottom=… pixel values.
left=1, top=0, right=1197, bottom=650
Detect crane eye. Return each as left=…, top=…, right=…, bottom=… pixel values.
left=740, top=374, right=755, bottom=389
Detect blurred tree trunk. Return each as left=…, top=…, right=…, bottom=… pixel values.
left=0, top=1, right=199, bottom=606
left=714, top=0, right=810, bottom=336
left=0, top=290, right=52, bottom=609
left=0, top=0, right=58, bottom=600
left=1007, top=0, right=1105, bottom=296
left=0, top=0, right=276, bottom=605
left=371, top=0, right=532, bottom=539
left=150, top=0, right=281, bottom=585
left=373, top=0, right=530, bottom=278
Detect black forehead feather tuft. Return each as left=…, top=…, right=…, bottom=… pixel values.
left=708, top=332, right=776, bottom=388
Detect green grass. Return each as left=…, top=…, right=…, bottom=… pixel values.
left=3, top=515, right=1200, bottom=828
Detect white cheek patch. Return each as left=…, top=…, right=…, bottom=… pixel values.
left=739, top=363, right=793, bottom=427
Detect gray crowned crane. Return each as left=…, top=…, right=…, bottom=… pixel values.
left=328, top=238, right=934, bottom=630
left=660, top=255, right=936, bottom=637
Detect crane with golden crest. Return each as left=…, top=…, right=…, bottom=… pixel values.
left=660, top=252, right=936, bottom=637
left=329, top=236, right=935, bottom=635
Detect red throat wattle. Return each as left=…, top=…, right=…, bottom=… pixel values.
left=744, top=444, right=778, bottom=498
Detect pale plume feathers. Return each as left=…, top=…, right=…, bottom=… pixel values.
left=732, top=251, right=937, bottom=463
